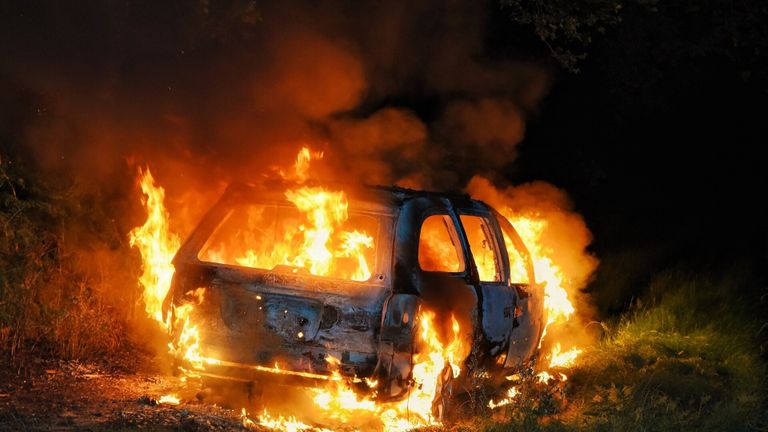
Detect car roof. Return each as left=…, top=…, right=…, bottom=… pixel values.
left=222, top=180, right=482, bottom=215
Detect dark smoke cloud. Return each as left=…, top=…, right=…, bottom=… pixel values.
left=0, top=0, right=551, bottom=223
left=1, top=0, right=599, bottom=364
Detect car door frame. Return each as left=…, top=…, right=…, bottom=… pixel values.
left=490, top=208, right=545, bottom=368
left=454, top=205, right=518, bottom=364
left=378, top=194, right=477, bottom=399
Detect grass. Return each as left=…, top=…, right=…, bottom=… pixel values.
left=472, top=269, right=768, bottom=432
left=1, top=148, right=131, bottom=361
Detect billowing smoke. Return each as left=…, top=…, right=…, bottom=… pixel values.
left=0, top=0, right=549, bottom=201
left=1, top=0, right=597, bottom=367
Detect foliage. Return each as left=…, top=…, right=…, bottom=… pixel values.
left=500, top=0, right=627, bottom=71
left=502, top=0, right=768, bottom=78
left=478, top=268, right=768, bottom=431
left=0, top=148, right=130, bottom=360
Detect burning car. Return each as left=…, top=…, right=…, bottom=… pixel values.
left=163, top=179, right=545, bottom=412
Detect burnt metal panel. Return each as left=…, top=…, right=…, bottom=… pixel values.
left=453, top=204, right=517, bottom=360
left=375, top=293, right=420, bottom=399
left=504, top=282, right=545, bottom=368
left=169, top=259, right=388, bottom=378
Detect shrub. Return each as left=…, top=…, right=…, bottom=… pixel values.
left=1, top=149, right=130, bottom=360
left=482, top=268, right=767, bottom=431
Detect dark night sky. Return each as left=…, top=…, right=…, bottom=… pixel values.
left=2, top=1, right=767, bottom=306
left=485, top=2, right=768, bottom=256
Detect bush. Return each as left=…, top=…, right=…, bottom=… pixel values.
left=480, top=268, right=767, bottom=431
left=1, top=149, right=130, bottom=360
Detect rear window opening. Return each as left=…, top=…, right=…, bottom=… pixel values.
left=198, top=202, right=379, bottom=282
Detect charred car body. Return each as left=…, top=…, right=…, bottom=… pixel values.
left=164, top=181, right=545, bottom=401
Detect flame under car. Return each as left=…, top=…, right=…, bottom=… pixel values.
left=164, top=181, right=545, bottom=401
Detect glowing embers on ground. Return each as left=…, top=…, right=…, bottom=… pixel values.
left=549, top=343, right=583, bottom=368
left=487, top=386, right=520, bottom=409
left=158, top=394, right=181, bottom=405
left=242, top=408, right=335, bottom=432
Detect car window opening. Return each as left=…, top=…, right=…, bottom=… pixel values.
left=198, top=202, right=379, bottom=282
left=498, top=225, right=530, bottom=284
left=459, top=215, right=502, bottom=282
left=418, top=214, right=465, bottom=273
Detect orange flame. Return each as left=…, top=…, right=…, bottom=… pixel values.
left=130, top=155, right=473, bottom=430
left=129, top=168, right=204, bottom=372
left=502, top=213, right=582, bottom=380
left=284, top=186, right=347, bottom=276
left=296, top=309, right=470, bottom=431
left=282, top=146, right=324, bottom=182
left=201, top=148, right=375, bottom=282
left=548, top=343, right=583, bottom=368
left=158, top=394, right=180, bottom=405
left=128, top=168, right=179, bottom=328
left=487, top=386, right=519, bottom=409
left=395, top=311, right=468, bottom=422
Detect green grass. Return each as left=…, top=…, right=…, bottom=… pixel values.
left=474, top=269, right=768, bottom=432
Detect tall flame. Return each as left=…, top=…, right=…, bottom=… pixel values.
left=397, top=311, right=467, bottom=420
left=284, top=146, right=324, bottom=182
left=467, top=176, right=594, bottom=411
left=338, top=230, right=375, bottom=281
left=202, top=147, right=374, bottom=282
left=501, top=213, right=582, bottom=386
left=129, top=168, right=204, bottom=371
left=129, top=168, right=179, bottom=327
left=507, top=217, right=575, bottom=341
left=283, top=186, right=348, bottom=276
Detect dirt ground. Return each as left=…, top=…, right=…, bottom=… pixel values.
left=0, top=350, right=258, bottom=432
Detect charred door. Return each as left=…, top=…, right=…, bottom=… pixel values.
left=456, top=210, right=517, bottom=359
left=491, top=210, right=544, bottom=368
